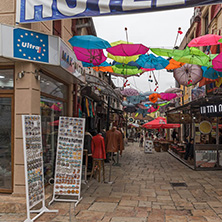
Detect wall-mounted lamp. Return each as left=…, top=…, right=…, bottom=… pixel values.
left=193, top=116, right=196, bottom=120
left=34, top=70, right=41, bottom=81
left=18, top=71, right=25, bottom=79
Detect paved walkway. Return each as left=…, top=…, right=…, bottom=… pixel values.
left=2, top=143, right=222, bottom=221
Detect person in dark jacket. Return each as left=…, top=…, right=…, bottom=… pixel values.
left=184, top=138, right=194, bottom=160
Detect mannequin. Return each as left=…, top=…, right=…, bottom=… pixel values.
left=105, top=126, right=124, bottom=155
left=91, top=132, right=106, bottom=159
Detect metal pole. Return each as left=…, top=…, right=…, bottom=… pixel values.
left=106, top=73, right=111, bottom=131
left=125, top=27, right=129, bottom=43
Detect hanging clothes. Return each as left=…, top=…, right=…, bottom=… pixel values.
left=85, top=98, right=90, bottom=117
left=91, top=101, right=95, bottom=116
left=91, top=133, right=106, bottom=159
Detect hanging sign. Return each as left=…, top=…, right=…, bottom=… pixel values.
left=16, top=0, right=222, bottom=23
left=22, top=115, right=58, bottom=222
left=49, top=116, right=85, bottom=206
left=14, top=28, right=49, bottom=63
left=200, top=103, right=222, bottom=116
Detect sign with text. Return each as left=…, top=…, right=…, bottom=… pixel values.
left=200, top=103, right=222, bottom=116
left=16, top=0, right=222, bottom=23
left=14, top=28, right=49, bottom=63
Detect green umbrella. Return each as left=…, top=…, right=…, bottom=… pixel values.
left=112, top=64, right=143, bottom=76
left=151, top=47, right=207, bottom=57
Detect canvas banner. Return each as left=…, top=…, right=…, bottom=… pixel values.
left=16, top=0, right=222, bottom=23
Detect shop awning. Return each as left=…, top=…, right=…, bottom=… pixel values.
left=85, top=73, right=122, bottom=102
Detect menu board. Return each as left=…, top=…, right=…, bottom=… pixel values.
left=144, top=140, right=153, bottom=153
left=22, top=115, right=44, bottom=209
left=50, top=117, right=85, bottom=204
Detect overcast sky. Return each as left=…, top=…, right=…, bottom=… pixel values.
left=93, top=8, right=194, bottom=93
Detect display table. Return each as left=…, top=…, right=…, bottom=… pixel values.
left=158, top=141, right=170, bottom=152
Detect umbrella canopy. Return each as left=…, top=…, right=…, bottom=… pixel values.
left=159, top=93, right=178, bottom=101
left=108, top=40, right=140, bottom=63
left=112, top=61, right=141, bottom=69
left=198, top=77, right=216, bottom=87
left=165, top=87, right=182, bottom=93
left=73, top=47, right=106, bottom=66
left=136, top=54, right=169, bottom=70
left=188, top=34, right=222, bottom=47
left=140, top=91, right=156, bottom=96
left=202, top=66, right=222, bottom=80
left=107, top=44, right=149, bottom=56
left=212, top=52, right=222, bottom=72
left=112, top=64, right=143, bottom=76
left=92, top=66, right=114, bottom=72
left=68, top=35, right=111, bottom=49
left=82, top=61, right=111, bottom=67
left=142, top=117, right=180, bottom=129
left=173, top=64, right=203, bottom=86
left=121, top=88, right=139, bottom=96
left=165, top=59, right=185, bottom=70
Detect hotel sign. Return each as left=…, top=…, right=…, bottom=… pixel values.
left=16, top=0, right=222, bottom=23
left=200, top=103, right=222, bottom=116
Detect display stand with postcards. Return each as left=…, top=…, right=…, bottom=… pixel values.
left=144, top=140, right=153, bottom=153
left=49, top=117, right=85, bottom=206
left=22, top=115, right=58, bottom=222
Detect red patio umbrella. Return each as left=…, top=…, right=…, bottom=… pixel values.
left=142, top=117, right=180, bottom=129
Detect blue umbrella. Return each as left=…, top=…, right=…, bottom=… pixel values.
left=82, top=61, right=111, bottom=67
left=201, top=66, right=222, bottom=80
left=139, top=91, right=155, bottom=96
left=68, top=35, right=111, bottom=49
left=136, top=54, right=169, bottom=70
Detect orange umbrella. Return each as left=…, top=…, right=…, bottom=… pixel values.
left=149, top=93, right=161, bottom=103
left=165, top=59, right=185, bottom=70
left=92, top=66, right=113, bottom=72
left=198, top=77, right=216, bottom=87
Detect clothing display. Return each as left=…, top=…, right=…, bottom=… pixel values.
left=84, top=132, right=92, bottom=154
left=105, top=127, right=124, bottom=154
left=91, top=133, right=106, bottom=159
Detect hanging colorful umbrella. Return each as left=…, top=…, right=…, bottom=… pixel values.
left=140, top=91, right=156, bottom=96
left=188, top=34, right=222, bottom=47
left=121, top=88, right=139, bottom=96
left=73, top=47, right=106, bottom=66
left=112, top=64, right=143, bottom=76
left=173, top=64, right=203, bottom=86
left=165, top=87, right=182, bottom=93
left=68, top=35, right=111, bottom=49
left=201, top=66, right=222, bottom=80
left=82, top=61, right=111, bottom=67
left=108, top=40, right=140, bottom=63
left=199, top=77, right=216, bottom=87
left=107, top=43, right=149, bottom=56
left=212, top=52, right=222, bottom=72
left=165, top=59, right=185, bottom=70
left=148, top=93, right=161, bottom=103
left=136, top=54, right=169, bottom=70
left=141, top=68, right=156, bottom=72
left=112, top=61, right=141, bottom=69
left=127, top=95, right=146, bottom=105
left=92, top=66, right=114, bottom=73
left=159, top=93, right=178, bottom=101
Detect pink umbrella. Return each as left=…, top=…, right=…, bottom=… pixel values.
left=160, top=93, right=177, bottom=101
left=212, top=52, right=222, bottom=72
left=73, top=46, right=106, bottom=66
left=141, top=68, right=155, bottom=71
left=188, top=34, right=222, bottom=47
left=107, top=44, right=149, bottom=56
left=121, top=88, right=139, bottom=96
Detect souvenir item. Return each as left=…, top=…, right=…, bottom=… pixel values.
left=22, top=115, right=58, bottom=221
left=49, top=117, right=85, bottom=206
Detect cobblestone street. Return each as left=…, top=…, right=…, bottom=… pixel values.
left=2, top=143, right=222, bottom=221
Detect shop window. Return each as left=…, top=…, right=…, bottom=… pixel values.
left=40, top=74, right=68, bottom=184
left=40, top=73, right=67, bottom=99
left=53, top=20, right=61, bottom=37
left=0, top=69, right=13, bottom=90
left=204, top=13, right=209, bottom=34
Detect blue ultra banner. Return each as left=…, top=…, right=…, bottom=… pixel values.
left=16, top=0, right=222, bottom=23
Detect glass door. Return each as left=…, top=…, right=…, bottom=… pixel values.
left=0, top=95, right=13, bottom=193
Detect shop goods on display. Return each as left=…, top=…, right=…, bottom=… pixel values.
left=22, top=115, right=57, bottom=222
left=144, top=140, right=154, bottom=153
left=50, top=117, right=85, bottom=205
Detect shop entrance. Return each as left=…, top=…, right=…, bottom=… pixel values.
left=0, top=95, right=13, bottom=193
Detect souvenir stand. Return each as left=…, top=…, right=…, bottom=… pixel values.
left=144, top=139, right=154, bottom=153
left=22, top=115, right=58, bottom=222
left=167, top=95, right=222, bottom=170
left=49, top=117, right=85, bottom=206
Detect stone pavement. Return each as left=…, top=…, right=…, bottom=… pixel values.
left=2, top=142, right=222, bottom=221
